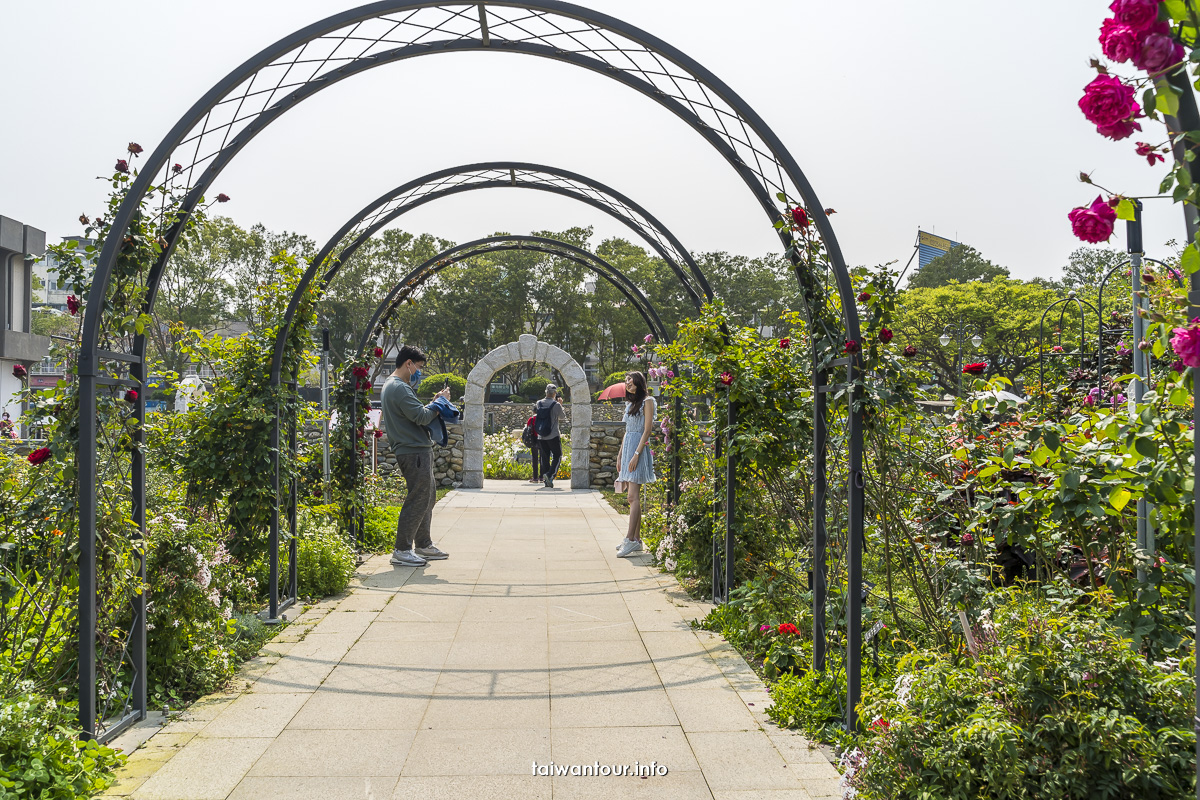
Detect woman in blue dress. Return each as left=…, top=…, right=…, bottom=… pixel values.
left=615, top=371, right=656, bottom=557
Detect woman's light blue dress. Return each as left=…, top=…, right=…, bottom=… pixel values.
left=617, top=398, right=657, bottom=485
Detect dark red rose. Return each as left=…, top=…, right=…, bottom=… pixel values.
left=1133, top=23, right=1184, bottom=73
left=844, top=340, right=860, bottom=354
left=1142, top=272, right=1156, bottom=284
left=902, top=345, right=917, bottom=358
left=879, top=327, right=893, bottom=344
left=124, top=389, right=138, bottom=403
left=373, top=347, right=384, bottom=358
left=1099, top=18, right=1143, bottom=63
left=115, top=159, right=130, bottom=174
left=357, top=429, right=366, bottom=439
left=351, top=365, right=369, bottom=378
left=127, top=142, right=143, bottom=155
left=1078, top=74, right=1142, bottom=140
left=66, top=295, right=80, bottom=316
left=824, top=208, right=837, bottom=216
left=27, top=447, right=51, bottom=466
left=78, top=214, right=89, bottom=226
left=791, top=206, right=810, bottom=229
left=13, top=364, right=28, bottom=380
left=216, top=193, right=230, bottom=203
left=1135, top=141, right=1165, bottom=165
left=962, top=362, right=987, bottom=375
left=374, top=429, right=384, bottom=438
left=172, top=163, right=183, bottom=174
left=857, top=292, right=871, bottom=303
left=778, top=338, right=790, bottom=349
left=1110, top=0, right=1162, bottom=31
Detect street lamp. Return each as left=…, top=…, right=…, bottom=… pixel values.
left=939, top=323, right=983, bottom=396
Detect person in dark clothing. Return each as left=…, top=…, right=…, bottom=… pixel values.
left=524, top=415, right=542, bottom=483
left=533, top=384, right=564, bottom=488
left=380, top=344, right=451, bottom=567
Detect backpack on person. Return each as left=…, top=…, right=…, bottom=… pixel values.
left=521, top=419, right=537, bottom=448
left=534, top=401, right=554, bottom=437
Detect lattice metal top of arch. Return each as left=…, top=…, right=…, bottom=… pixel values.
left=318, top=162, right=710, bottom=305
left=148, top=1, right=809, bottom=231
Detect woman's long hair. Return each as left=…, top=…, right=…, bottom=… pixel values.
left=626, top=371, right=649, bottom=417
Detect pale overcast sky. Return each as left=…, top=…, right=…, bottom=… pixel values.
left=2, top=1, right=1188, bottom=280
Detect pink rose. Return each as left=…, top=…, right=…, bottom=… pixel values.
left=1170, top=325, right=1200, bottom=367
left=644, top=334, right=654, bottom=343
left=1078, top=75, right=1142, bottom=140
left=719, top=372, right=733, bottom=386
left=66, top=295, right=80, bottom=316
left=1068, top=195, right=1117, bottom=243
left=1109, top=0, right=1162, bottom=31
left=1133, top=23, right=1184, bottom=73
left=1100, top=18, right=1143, bottom=62
left=12, top=364, right=27, bottom=380
left=1136, top=141, right=1165, bottom=165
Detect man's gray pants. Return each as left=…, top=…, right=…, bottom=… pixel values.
left=395, top=450, right=435, bottom=550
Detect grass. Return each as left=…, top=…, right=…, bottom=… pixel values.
left=603, top=489, right=630, bottom=515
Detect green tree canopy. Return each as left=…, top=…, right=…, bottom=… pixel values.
left=906, top=245, right=1010, bottom=289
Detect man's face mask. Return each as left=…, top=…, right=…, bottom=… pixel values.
left=410, top=367, right=423, bottom=387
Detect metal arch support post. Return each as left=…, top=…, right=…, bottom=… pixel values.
left=129, top=356, right=148, bottom=730
left=724, top=398, right=736, bottom=603
left=711, top=404, right=725, bottom=604
left=812, top=360, right=827, bottom=673
left=670, top=384, right=681, bottom=505
left=78, top=374, right=97, bottom=739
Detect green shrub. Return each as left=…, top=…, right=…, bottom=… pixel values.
left=603, top=370, right=630, bottom=387
left=519, top=376, right=550, bottom=399
left=768, top=668, right=853, bottom=750
left=848, top=594, right=1196, bottom=799
left=360, top=506, right=400, bottom=553
left=296, top=513, right=356, bottom=597
left=506, top=393, right=525, bottom=403
left=415, top=373, right=465, bottom=400
left=0, top=683, right=125, bottom=799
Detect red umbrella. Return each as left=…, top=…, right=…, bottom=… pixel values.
left=597, top=383, right=626, bottom=401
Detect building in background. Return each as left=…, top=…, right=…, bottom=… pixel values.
left=1, top=215, right=49, bottom=430
left=916, top=230, right=960, bottom=270
left=33, top=235, right=93, bottom=311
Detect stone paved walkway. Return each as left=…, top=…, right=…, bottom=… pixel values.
left=105, top=484, right=842, bottom=800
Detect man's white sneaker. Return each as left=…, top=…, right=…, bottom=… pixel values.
left=616, top=539, right=643, bottom=558
left=390, top=549, right=427, bottom=567
left=415, top=545, right=449, bottom=560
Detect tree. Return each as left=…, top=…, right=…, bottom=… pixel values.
left=893, top=278, right=1064, bottom=394
left=906, top=245, right=1009, bottom=289
left=1060, top=246, right=1126, bottom=293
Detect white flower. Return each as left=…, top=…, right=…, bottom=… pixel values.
left=894, top=674, right=915, bottom=706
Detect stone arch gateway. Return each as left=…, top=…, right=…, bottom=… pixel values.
left=462, top=334, right=591, bottom=489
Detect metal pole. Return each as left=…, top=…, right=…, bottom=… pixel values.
left=349, top=385, right=359, bottom=547
left=725, top=398, right=736, bottom=602
left=846, top=362, right=864, bottom=734
left=77, top=373, right=97, bottom=739
left=321, top=328, right=330, bottom=500
left=671, top=388, right=681, bottom=505
left=129, top=364, right=147, bottom=726
left=267, top=409, right=280, bottom=622
left=288, top=382, right=299, bottom=606
left=711, top=400, right=723, bottom=603
left=1128, top=205, right=1152, bottom=583
left=813, top=362, right=827, bottom=673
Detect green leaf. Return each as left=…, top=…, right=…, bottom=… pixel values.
left=978, top=465, right=1001, bottom=478
left=1043, top=429, right=1060, bottom=452
left=1115, top=198, right=1137, bottom=221
left=1063, top=470, right=1081, bottom=490
left=1157, top=85, right=1181, bottom=116
left=1032, top=445, right=1053, bottom=467
left=1134, top=436, right=1158, bottom=459
left=1109, top=487, right=1132, bottom=511
left=1182, top=243, right=1200, bottom=275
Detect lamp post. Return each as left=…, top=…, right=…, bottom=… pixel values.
left=939, top=324, right=983, bottom=396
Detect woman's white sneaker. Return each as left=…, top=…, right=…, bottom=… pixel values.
left=616, top=539, right=643, bottom=558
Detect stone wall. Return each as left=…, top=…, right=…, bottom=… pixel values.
left=587, top=421, right=625, bottom=490
left=374, top=424, right=464, bottom=487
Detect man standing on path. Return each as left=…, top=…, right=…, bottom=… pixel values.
left=533, top=384, right=564, bottom=488
left=381, top=345, right=451, bottom=566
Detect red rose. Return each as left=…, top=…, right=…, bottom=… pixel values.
left=843, top=340, right=860, bottom=354
left=12, top=364, right=27, bottom=380
left=124, top=389, right=138, bottom=402
left=1133, top=23, right=1184, bottom=73
left=962, top=362, right=987, bottom=375
left=66, top=295, right=80, bottom=316
left=902, top=345, right=917, bottom=358
left=374, top=430, right=384, bottom=439
left=115, top=159, right=130, bottom=174
left=824, top=208, right=837, bottom=215
left=373, top=347, right=384, bottom=357
left=1135, top=141, right=1165, bottom=165
left=1078, top=74, right=1142, bottom=140
left=172, top=163, right=183, bottom=174
left=777, top=622, right=799, bottom=635
left=879, top=327, right=893, bottom=344
left=857, top=292, right=871, bottom=303
left=216, top=193, right=230, bottom=203
left=357, top=429, right=366, bottom=439
left=127, top=142, right=143, bottom=155
left=1099, top=18, right=1143, bottom=63
left=351, top=365, right=369, bottom=378
left=1110, top=0, right=1161, bottom=30
left=719, top=372, right=733, bottom=386
left=791, top=207, right=810, bottom=229
left=27, top=447, right=51, bottom=466
left=778, top=338, right=790, bottom=349
left=78, top=214, right=89, bottom=226
left=1068, top=195, right=1117, bottom=243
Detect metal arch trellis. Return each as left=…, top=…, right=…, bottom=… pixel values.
left=78, top=0, right=867, bottom=739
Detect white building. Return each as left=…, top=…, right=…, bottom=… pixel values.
left=32, top=235, right=92, bottom=311
left=0, top=216, right=49, bottom=430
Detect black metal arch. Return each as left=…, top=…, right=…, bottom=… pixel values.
left=358, top=235, right=668, bottom=355
left=77, top=0, right=867, bottom=741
